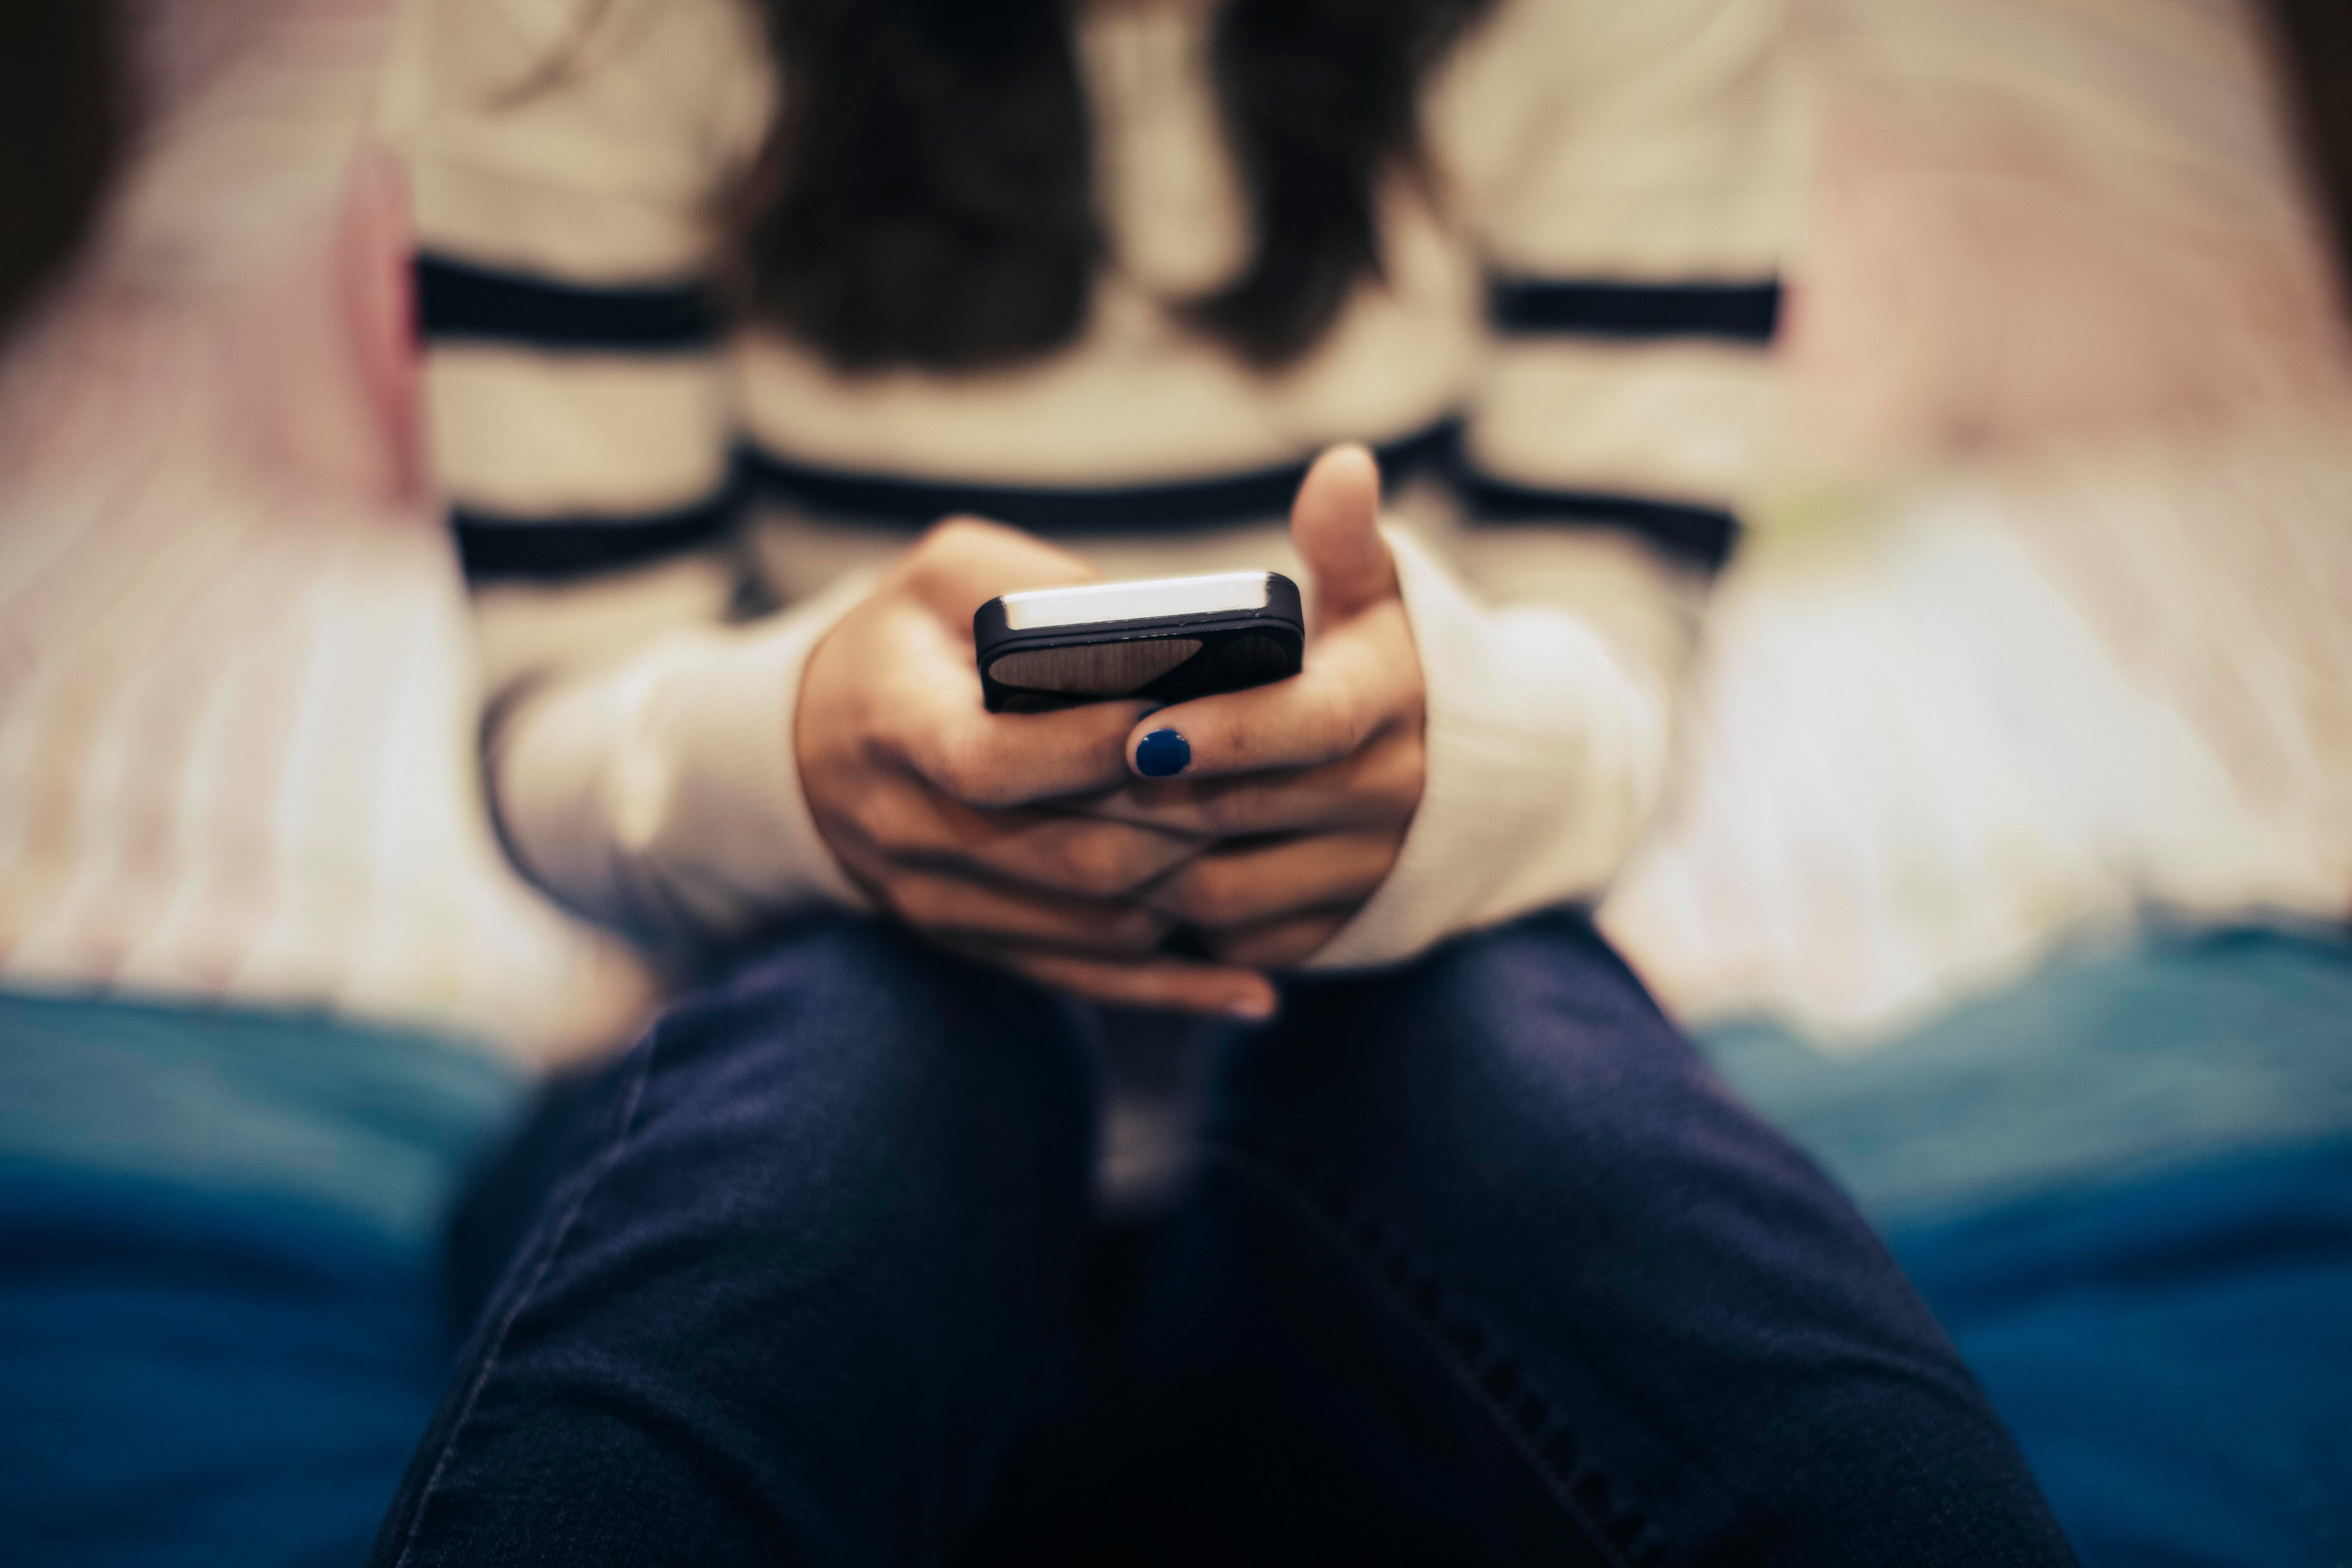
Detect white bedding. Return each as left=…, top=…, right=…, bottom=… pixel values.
left=1595, top=0, right=2352, bottom=1041
left=3, top=0, right=2344, bottom=1058
left=1605, top=419, right=2352, bottom=1040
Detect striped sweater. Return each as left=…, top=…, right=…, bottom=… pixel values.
left=380, top=0, right=1799, bottom=966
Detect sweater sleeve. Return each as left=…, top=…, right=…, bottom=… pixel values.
left=1309, top=0, right=1799, bottom=971
left=382, top=0, right=868, bottom=953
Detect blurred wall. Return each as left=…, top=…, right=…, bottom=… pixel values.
left=0, top=0, right=648, bottom=1063
left=1775, top=0, right=2352, bottom=495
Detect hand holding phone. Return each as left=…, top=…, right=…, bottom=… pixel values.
left=1067, top=445, right=1427, bottom=970
left=795, top=517, right=1282, bottom=1019
left=795, top=445, right=1423, bottom=1007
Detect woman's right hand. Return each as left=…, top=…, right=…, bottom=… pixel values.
left=795, top=517, right=1280, bottom=1019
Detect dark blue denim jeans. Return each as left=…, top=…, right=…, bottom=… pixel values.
left=370, top=911, right=2076, bottom=1567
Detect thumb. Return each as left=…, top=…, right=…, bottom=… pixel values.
left=1289, top=444, right=1395, bottom=625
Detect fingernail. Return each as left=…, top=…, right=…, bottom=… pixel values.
left=1135, top=728, right=1190, bottom=778
left=1226, top=990, right=1278, bottom=1022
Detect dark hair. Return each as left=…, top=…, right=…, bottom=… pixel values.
left=2269, top=0, right=2352, bottom=310
left=0, top=0, right=126, bottom=338
left=734, top=0, right=1494, bottom=374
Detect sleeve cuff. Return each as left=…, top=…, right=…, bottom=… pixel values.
left=496, top=571, right=875, bottom=947
left=1303, top=531, right=1668, bottom=972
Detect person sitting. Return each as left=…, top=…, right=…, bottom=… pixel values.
left=372, top=0, right=2079, bottom=1561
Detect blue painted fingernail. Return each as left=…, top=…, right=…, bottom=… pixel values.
left=1135, top=728, right=1190, bottom=778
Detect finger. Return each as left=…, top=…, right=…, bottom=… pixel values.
left=900, top=515, right=1097, bottom=628
left=1290, top=443, right=1394, bottom=624
left=1072, top=732, right=1421, bottom=837
left=1141, top=830, right=1399, bottom=930
left=1121, top=602, right=1416, bottom=782
left=947, top=938, right=1279, bottom=1020
left=899, top=699, right=1151, bottom=808
left=871, top=607, right=1152, bottom=806
left=1207, top=910, right=1352, bottom=970
left=929, top=808, right=1206, bottom=902
left=848, top=783, right=1206, bottom=900
left=871, top=865, right=1172, bottom=958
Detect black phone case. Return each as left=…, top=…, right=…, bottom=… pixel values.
left=974, top=573, right=1304, bottom=713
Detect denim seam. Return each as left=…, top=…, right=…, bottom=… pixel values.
left=386, top=1030, right=663, bottom=1568
left=1200, top=1137, right=1669, bottom=1567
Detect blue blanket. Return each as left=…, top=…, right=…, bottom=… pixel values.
left=0, top=996, right=521, bottom=1568
left=1701, top=924, right=2352, bottom=1565
left=2, top=923, right=2347, bottom=1565
left=1892, top=1139, right=2352, bottom=1565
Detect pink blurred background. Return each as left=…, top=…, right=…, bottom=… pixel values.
left=2, top=0, right=2348, bottom=1057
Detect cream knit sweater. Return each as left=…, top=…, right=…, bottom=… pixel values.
left=380, top=0, right=1798, bottom=967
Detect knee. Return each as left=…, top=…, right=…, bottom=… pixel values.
left=1412, top=912, right=1705, bottom=1117
left=615, top=918, right=1094, bottom=1228
left=677, top=916, right=1069, bottom=1088
left=1222, top=912, right=1741, bottom=1202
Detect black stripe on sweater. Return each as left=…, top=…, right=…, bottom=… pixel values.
left=417, top=254, right=721, bottom=352
left=1490, top=278, right=1781, bottom=344
left=453, top=493, right=735, bottom=583
left=445, top=423, right=1455, bottom=583
left=1464, top=474, right=1738, bottom=571
left=450, top=425, right=1735, bottom=581
left=742, top=420, right=1459, bottom=535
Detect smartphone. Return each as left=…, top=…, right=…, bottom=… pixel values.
left=974, top=571, right=1304, bottom=713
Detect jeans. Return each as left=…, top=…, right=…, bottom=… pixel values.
left=369, top=911, right=2077, bottom=1567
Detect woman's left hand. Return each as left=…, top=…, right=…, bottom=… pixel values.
left=1073, top=445, right=1426, bottom=969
